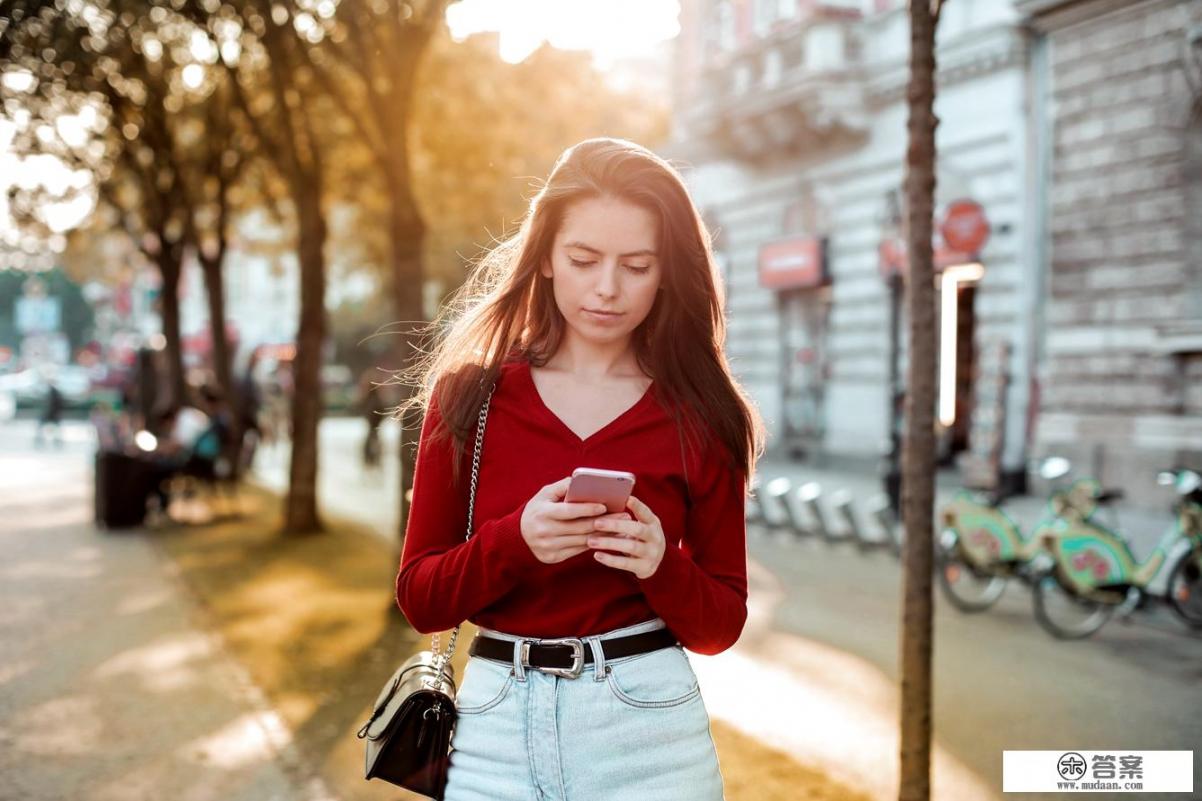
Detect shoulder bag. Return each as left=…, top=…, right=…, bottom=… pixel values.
left=356, top=382, right=497, bottom=799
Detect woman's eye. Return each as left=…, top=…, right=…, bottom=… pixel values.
left=627, top=265, right=651, bottom=274
left=569, top=258, right=595, bottom=268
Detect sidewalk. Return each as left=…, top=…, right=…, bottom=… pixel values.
left=0, top=421, right=334, bottom=801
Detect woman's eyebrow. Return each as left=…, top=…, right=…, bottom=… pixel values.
left=564, top=241, right=658, bottom=258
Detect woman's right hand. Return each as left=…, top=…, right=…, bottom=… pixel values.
left=520, top=477, right=607, bottom=565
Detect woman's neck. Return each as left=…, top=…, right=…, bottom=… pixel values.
left=544, top=335, right=642, bottom=380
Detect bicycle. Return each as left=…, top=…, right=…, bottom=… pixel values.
left=935, top=458, right=1110, bottom=612
left=1030, top=468, right=1202, bottom=639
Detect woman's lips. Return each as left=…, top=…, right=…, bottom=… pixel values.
left=583, top=309, right=624, bottom=323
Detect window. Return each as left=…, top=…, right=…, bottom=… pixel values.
left=711, top=0, right=737, bottom=51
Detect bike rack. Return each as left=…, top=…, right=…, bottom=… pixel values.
left=745, top=477, right=765, bottom=525
left=799, top=482, right=839, bottom=542
left=867, top=493, right=903, bottom=558
left=744, top=494, right=764, bottom=533
left=775, top=482, right=812, bottom=540
left=832, top=489, right=880, bottom=553
left=785, top=485, right=816, bottom=539
left=760, top=477, right=797, bottom=539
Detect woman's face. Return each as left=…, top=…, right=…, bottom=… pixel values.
left=540, top=195, right=662, bottom=351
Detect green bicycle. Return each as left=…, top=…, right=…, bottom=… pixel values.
left=935, top=458, right=1116, bottom=612
left=1031, top=468, right=1202, bottom=639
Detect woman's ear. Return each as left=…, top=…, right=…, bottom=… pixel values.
left=540, top=257, right=553, bottom=279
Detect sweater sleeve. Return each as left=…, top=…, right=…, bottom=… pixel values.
left=636, top=436, right=749, bottom=655
left=395, top=397, right=541, bottom=634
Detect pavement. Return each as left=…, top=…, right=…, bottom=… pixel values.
left=0, top=420, right=336, bottom=801
left=255, top=416, right=1202, bottom=801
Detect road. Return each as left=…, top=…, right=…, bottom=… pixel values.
left=256, top=416, right=1202, bottom=800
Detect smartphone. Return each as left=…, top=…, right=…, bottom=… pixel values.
left=565, top=467, right=636, bottom=514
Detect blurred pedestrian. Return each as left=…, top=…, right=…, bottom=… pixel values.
left=34, top=380, right=64, bottom=448
left=237, top=351, right=263, bottom=472
left=394, top=138, right=765, bottom=800
left=141, top=385, right=231, bottom=517
left=356, top=371, right=390, bottom=471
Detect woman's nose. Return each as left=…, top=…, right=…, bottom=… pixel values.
left=595, top=264, right=619, bottom=297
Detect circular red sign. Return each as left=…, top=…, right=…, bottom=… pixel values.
left=940, top=199, right=990, bottom=254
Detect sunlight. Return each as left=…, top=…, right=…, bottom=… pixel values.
left=179, top=712, right=292, bottom=769
left=182, top=63, right=206, bottom=90
left=92, top=631, right=216, bottom=693
left=446, top=0, right=680, bottom=67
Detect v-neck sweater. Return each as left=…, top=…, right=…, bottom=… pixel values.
left=395, top=358, right=748, bottom=655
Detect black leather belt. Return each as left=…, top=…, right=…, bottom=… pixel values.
left=469, top=628, right=678, bottom=679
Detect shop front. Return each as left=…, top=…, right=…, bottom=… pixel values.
left=758, top=235, right=831, bottom=460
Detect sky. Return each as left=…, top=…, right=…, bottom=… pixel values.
left=446, top=0, right=681, bottom=67
left=0, top=0, right=683, bottom=248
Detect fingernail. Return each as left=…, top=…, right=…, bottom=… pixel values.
left=595, top=505, right=607, bottom=514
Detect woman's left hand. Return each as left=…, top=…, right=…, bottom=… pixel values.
left=587, top=495, right=666, bottom=580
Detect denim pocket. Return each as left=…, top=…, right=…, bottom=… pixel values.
left=604, top=645, right=701, bottom=709
left=456, top=657, right=514, bottom=715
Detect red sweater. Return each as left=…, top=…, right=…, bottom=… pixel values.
left=395, top=358, right=748, bottom=655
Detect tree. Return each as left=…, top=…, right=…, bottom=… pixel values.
left=184, top=0, right=343, bottom=533
left=0, top=0, right=256, bottom=411
left=177, top=76, right=255, bottom=410
left=0, top=0, right=194, bottom=406
left=277, top=0, right=449, bottom=540
left=899, top=2, right=946, bottom=800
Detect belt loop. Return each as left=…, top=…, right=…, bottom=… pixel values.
left=513, top=639, right=529, bottom=682
left=586, top=636, right=607, bottom=682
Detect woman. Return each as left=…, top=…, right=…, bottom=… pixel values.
left=395, top=137, right=765, bottom=801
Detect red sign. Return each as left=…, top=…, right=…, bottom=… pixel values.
left=940, top=199, right=990, bottom=254
left=758, top=236, right=826, bottom=290
left=877, top=235, right=975, bottom=280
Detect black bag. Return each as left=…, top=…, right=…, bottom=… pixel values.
left=358, top=651, right=457, bottom=797
left=356, top=382, right=496, bottom=799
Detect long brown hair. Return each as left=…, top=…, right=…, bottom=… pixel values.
left=395, top=137, right=765, bottom=489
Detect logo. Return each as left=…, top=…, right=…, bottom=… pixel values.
left=1057, top=752, right=1087, bottom=781
left=1004, top=750, right=1191, bottom=793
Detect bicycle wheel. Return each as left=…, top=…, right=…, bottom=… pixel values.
left=1032, top=568, right=1114, bottom=640
left=1166, top=546, right=1202, bottom=629
left=937, top=545, right=1007, bottom=612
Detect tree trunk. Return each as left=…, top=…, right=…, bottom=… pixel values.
left=389, top=186, right=427, bottom=545
left=284, top=184, right=327, bottom=534
left=157, top=248, right=186, bottom=410
left=200, top=253, right=245, bottom=478
left=899, top=2, right=940, bottom=801
left=200, top=258, right=235, bottom=403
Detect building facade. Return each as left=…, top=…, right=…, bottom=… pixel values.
left=1019, top=0, right=1202, bottom=506
left=669, top=0, right=1039, bottom=491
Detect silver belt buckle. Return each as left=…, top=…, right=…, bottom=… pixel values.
left=522, top=637, right=585, bottom=679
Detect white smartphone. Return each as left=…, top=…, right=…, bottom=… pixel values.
left=565, top=467, right=636, bottom=514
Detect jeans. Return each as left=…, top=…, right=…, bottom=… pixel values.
left=444, top=617, right=725, bottom=801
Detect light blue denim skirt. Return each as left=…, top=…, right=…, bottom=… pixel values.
left=444, top=617, right=725, bottom=801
